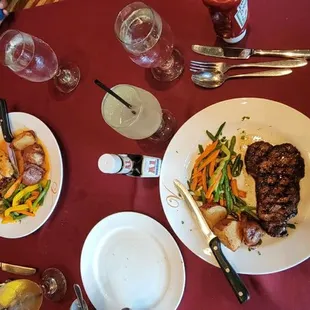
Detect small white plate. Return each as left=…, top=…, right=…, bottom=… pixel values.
left=80, top=212, right=185, bottom=310
left=0, top=112, right=63, bottom=239
left=160, top=98, right=310, bottom=275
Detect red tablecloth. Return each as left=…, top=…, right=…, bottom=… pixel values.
left=1, top=0, right=310, bottom=309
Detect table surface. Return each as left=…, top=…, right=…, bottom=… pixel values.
left=1, top=0, right=310, bottom=309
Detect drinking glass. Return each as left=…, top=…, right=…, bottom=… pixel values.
left=0, top=30, right=80, bottom=93
left=101, top=84, right=176, bottom=142
left=115, top=2, right=184, bottom=82
left=0, top=281, right=43, bottom=310
left=0, top=268, right=66, bottom=310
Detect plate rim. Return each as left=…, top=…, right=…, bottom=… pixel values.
left=0, top=112, right=63, bottom=239
left=80, top=211, right=186, bottom=310
left=160, top=97, right=310, bottom=275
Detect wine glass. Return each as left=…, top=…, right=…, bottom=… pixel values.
left=0, top=281, right=43, bottom=310
left=0, top=30, right=80, bottom=93
left=115, top=2, right=184, bottom=82
left=101, top=84, right=176, bottom=142
left=0, top=268, right=66, bottom=310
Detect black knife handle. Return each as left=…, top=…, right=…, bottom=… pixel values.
left=210, top=237, right=250, bottom=304
left=0, top=99, right=14, bottom=143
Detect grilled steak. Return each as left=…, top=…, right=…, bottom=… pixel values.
left=245, top=142, right=305, bottom=237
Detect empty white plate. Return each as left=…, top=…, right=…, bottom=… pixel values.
left=80, top=212, right=185, bottom=310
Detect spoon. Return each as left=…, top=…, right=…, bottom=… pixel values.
left=73, top=284, right=87, bottom=310
left=192, top=68, right=292, bottom=88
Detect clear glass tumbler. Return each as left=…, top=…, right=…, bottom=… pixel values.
left=0, top=30, right=80, bottom=93
left=101, top=84, right=176, bottom=142
left=115, top=2, right=184, bottom=82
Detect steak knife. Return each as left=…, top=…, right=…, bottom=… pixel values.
left=174, top=179, right=250, bottom=304
left=0, top=99, right=19, bottom=176
left=192, top=45, right=310, bottom=59
left=0, top=262, right=36, bottom=276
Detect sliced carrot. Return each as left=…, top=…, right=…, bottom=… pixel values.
left=4, top=177, right=22, bottom=199
left=231, top=179, right=239, bottom=196
left=207, top=194, right=214, bottom=203
left=198, top=149, right=221, bottom=172
left=206, top=172, right=222, bottom=199
left=202, top=167, right=208, bottom=193
left=17, top=210, right=35, bottom=217
left=209, top=160, right=216, bottom=177
left=238, top=190, right=247, bottom=198
left=26, top=200, right=33, bottom=212
left=219, top=198, right=226, bottom=207
left=192, top=171, right=203, bottom=179
left=194, top=140, right=218, bottom=168
left=227, top=165, right=232, bottom=180
left=15, top=150, right=24, bottom=175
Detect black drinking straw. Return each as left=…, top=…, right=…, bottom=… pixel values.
left=94, top=79, right=136, bottom=115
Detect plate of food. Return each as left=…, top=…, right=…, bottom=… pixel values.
left=160, top=98, right=310, bottom=274
left=0, top=112, right=63, bottom=239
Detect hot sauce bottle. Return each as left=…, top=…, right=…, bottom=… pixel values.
left=203, top=0, right=249, bottom=43
left=98, top=154, right=161, bottom=178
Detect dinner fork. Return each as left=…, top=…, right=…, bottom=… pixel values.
left=190, top=59, right=307, bottom=73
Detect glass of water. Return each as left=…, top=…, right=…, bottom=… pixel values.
left=115, top=2, right=184, bottom=82
left=101, top=84, right=176, bottom=142
left=0, top=29, right=80, bottom=93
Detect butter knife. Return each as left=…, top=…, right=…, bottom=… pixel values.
left=174, top=179, right=250, bottom=304
left=0, top=262, right=36, bottom=276
left=0, top=99, right=19, bottom=176
left=192, top=45, right=310, bottom=59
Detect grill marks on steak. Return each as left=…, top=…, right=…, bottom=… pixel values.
left=245, top=142, right=305, bottom=237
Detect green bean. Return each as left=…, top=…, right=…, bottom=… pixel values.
left=14, top=214, right=27, bottom=221
left=187, top=181, right=191, bottom=189
left=198, top=144, right=204, bottom=154
left=3, top=199, right=10, bottom=209
left=21, top=192, right=32, bottom=204
left=223, top=174, right=233, bottom=212
left=206, top=130, right=216, bottom=142
left=235, top=196, right=247, bottom=206
left=201, top=190, right=206, bottom=204
left=233, top=159, right=243, bottom=177
left=232, top=154, right=241, bottom=176
left=229, top=136, right=236, bottom=153
left=287, top=223, right=296, bottom=229
left=33, top=180, right=51, bottom=208
left=214, top=184, right=221, bottom=203
left=224, top=140, right=229, bottom=148
left=38, top=183, right=43, bottom=192
left=215, top=122, right=226, bottom=139
left=242, top=209, right=259, bottom=221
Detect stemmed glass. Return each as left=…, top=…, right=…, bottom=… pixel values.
left=115, top=2, right=184, bottom=82
left=0, top=268, right=67, bottom=309
left=0, top=30, right=80, bottom=93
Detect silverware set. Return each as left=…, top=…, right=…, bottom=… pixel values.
left=191, top=45, right=308, bottom=88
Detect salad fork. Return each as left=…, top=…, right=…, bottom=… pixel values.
left=190, top=59, right=307, bottom=74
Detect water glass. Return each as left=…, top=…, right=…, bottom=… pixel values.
left=0, top=30, right=80, bottom=93
left=115, top=2, right=184, bottom=82
left=101, top=84, right=176, bottom=142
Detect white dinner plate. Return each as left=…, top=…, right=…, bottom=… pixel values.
left=80, top=212, right=185, bottom=310
left=160, top=98, right=310, bottom=275
left=0, top=112, right=63, bottom=239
